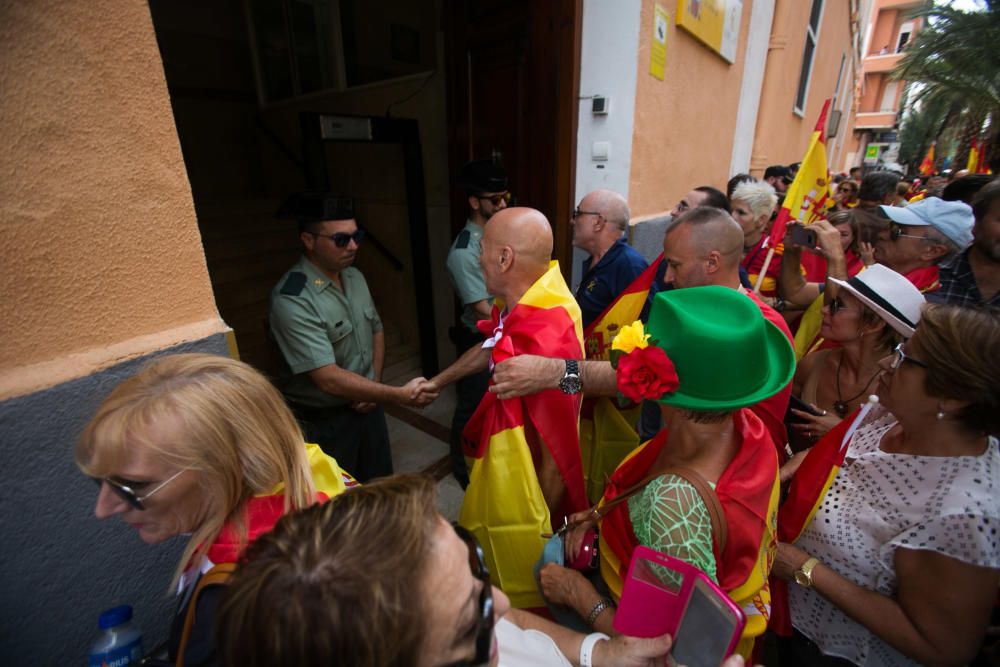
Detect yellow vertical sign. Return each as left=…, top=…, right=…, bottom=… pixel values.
left=650, top=4, right=668, bottom=80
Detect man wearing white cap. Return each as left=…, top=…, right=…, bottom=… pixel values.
left=874, top=197, right=974, bottom=294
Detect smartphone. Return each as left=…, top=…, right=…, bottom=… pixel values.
left=790, top=223, right=818, bottom=249
left=667, top=577, right=746, bottom=667
left=614, top=546, right=745, bottom=666
left=788, top=394, right=824, bottom=419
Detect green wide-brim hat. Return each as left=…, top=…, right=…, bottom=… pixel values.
left=646, top=285, right=795, bottom=410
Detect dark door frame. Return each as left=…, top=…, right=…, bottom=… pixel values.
left=443, top=0, right=582, bottom=278
left=300, top=112, right=439, bottom=375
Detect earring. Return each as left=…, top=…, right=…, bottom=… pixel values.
left=936, top=407, right=946, bottom=420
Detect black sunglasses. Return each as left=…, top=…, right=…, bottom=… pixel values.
left=312, top=229, right=365, bottom=248
left=478, top=192, right=511, bottom=207
left=447, top=523, right=494, bottom=667
left=572, top=207, right=601, bottom=220
left=92, top=470, right=185, bottom=511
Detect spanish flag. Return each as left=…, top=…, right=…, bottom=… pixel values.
left=771, top=398, right=879, bottom=635
left=207, top=443, right=357, bottom=564
left=968, top=139, right=981, bottom=174
left=580, top=255, right=662, bottom=502
left=754, top=99, right=832, bottom=293
left=918, top=142, right=936, bottom=176
left=459, top=261, right=586, bottom=608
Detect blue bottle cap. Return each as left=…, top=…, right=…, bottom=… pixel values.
left=98, top=605, right=133, bottom=629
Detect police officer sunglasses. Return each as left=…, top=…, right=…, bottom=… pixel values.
left=92, top=469, right=187, bottom=511
left=477, top=192, right=511, bottom=207
left=311, top=229, right=366, bottom=248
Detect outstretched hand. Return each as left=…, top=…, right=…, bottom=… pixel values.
left=789, top=403, right=840, bottom=441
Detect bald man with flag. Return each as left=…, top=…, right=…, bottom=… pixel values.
left=425, top=207, right=587, bottom=608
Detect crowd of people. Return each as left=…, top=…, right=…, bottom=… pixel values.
left=75, top=161, right=1000, bottom=667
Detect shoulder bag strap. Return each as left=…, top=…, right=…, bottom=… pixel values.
left=660, top=466, right=728, bottom=554
left=175, top=562, right=237, bottom=667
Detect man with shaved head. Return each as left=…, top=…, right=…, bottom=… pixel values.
left=426, top=207, right=587, bottom=608
left=490, top=206, right=795, bottom=455
left=571, top=189, right=648, bottom=328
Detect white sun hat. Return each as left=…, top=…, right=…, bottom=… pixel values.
left=827, top=264, right=926, bottom=338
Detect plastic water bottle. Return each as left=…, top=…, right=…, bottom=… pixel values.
left=87, top=605, right=143, bottom=667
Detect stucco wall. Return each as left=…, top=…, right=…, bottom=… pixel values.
left=0, top=0, right=226, bottom=401
left=0, top=335, right=230, bottom=665
left=628, top=0, right=753, bottom=218
left=751, top=0, right=855, bottom=173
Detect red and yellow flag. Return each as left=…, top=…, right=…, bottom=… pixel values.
left=580, top=255, right=662, bottom=502
left=771, top=399, right=879, bottom=635
left=755, top=100, right=832, bottom=293
left=918, top=142, right=936, bottom=176
left=459, top=261, right=586, bottom=608
left=967, top=139, right=981, bottom=174
left=597, top=410, right=780, bottom=658
left=764, top=99, right=833, bottom=252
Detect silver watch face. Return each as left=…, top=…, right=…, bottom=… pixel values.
left=559, top=374, right=582, bottom=394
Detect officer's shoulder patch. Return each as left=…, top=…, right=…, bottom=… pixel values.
left=454, top=229, right=471, bottom=249
left=280, top=271, right=307, bottom=296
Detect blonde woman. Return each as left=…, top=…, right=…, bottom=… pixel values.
left=76, top=353, right=355, bottom=666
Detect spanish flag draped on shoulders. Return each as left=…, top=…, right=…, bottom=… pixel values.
left=593, top=286, right=794, bottom=659
left=206, top=443, right=359, bottom=565
left=580, top=255, right=662, bottom=502
left=459, top=260, right=587, bottom=609
left=598, top=411, right=780, bottom=658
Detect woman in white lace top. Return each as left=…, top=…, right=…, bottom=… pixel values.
left=773, top=304, right=1000, bottom=666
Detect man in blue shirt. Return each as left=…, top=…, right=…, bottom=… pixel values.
left=571, top=189, right=648, bottom=328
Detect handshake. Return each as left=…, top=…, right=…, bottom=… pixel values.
left=397, top=376, right=443, bottom=408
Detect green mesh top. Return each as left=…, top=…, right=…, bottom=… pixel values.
left=627, top=474, right=718, bottom=584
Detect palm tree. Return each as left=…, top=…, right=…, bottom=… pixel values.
left=893, top=0, right=1000, bottom=172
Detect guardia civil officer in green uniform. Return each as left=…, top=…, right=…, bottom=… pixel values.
left=270, top=193, right=433, bottom=482
left=445, top=160, right=509, bottom=488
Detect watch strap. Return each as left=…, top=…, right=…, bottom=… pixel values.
left=797, top=557, right=820, bottom=587
left=579, top=632, right=610, bottom=667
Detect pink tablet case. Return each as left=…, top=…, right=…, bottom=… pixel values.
left=613, top=545, right=743, bottom=647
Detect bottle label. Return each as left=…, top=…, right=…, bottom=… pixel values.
left=88, top=637, right=142, bottom=667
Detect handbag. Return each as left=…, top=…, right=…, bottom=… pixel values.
left=562, top=466, right=728, bottom=571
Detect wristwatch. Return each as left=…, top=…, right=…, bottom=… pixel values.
left=558, top=359, right=582, bottom=395
left=794, top=557, right=820, bottom=588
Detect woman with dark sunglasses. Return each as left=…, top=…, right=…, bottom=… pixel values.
left=217, top=474, right=748, bottom=667
left=76, top=353, right=357, bottom=666
left=786, top=265, right=924, bottom=453
left=774, top=304, right=1000, bottom=666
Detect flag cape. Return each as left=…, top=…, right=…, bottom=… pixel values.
left=597, top=409, right=780, bottom=658
left=579, top=255, right=661, bottom=502
left=459, top=261, right=586, bottom=608
left=793, top=265, right=940, bottom=360
left=771, top=401, right=876, bottom=635
left=764, top=100, right=833, bottom=257
left=207, top=443, right=357, bottom=564
left=918, top=142, right=936, bottom=176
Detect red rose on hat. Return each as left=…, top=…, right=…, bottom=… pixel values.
left=616, top=346, right=680, bottom=403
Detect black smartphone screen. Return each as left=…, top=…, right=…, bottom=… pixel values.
left=668, top=580, right=740, bottom=667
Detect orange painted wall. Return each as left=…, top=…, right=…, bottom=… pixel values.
left=628, top=0, right=753, bottom=218
left=751, top=0, right=853, bottom=174
left=0, top=0, right=226, bottom=399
